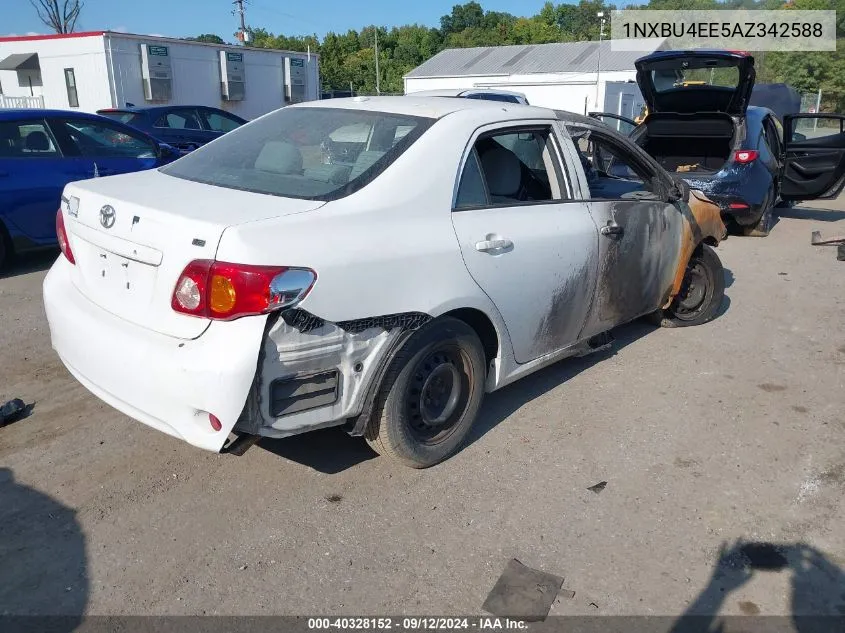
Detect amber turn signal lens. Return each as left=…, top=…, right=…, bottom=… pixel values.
left=209, top=274, right=237, bottom=314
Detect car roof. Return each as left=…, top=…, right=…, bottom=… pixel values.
left=407, top=88, right=526, bottom=98
left=97, top=105, right=218, bottom=114
left=0, top=108, right=113, bottom=121
left=294, top=95, right=551, bottom=122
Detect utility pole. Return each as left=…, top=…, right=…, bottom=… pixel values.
left=233, top=0, right=249, bottom=44
left=594, top=11, right=605, bottom=109
left=374, top=27, right=381, bottom=95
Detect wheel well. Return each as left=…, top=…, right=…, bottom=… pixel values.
left=444, top=308, right=499, bottom=364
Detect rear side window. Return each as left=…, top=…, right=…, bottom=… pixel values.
left=0, top=120, right=60, bottom=158
left=453, top=126, right=565, bottom=209
left=455, top=150, right=488, bottom=208
left=201, top=110, right=243, bottom=133
left=162, top=107, right=433, bottom=200
left=155, top=109, right=202, bottom=130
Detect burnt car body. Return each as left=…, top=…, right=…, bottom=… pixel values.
left=595, top=50, right=845, bottom=236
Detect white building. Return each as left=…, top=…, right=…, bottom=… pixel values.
left=0, top=31, right=320, bottom=119
left=404, top=39, right=666, bottom=120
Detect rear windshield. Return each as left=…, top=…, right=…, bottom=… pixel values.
left=98, top=111, right=143, bottom=125
left=650, top=61, right=740, bottom=93
left=161, top=106, right=433, bottom=200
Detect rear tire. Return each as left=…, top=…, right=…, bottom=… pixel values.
left=365, top=317, right=486, bottom=468
left=660, top=244, right=725, bottom=328
left=743, top=186, right=774, bottom=237
left=0, top=222, right=11, bottom=271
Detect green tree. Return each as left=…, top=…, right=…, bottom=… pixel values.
left=188, top=34, right=225, bottom=44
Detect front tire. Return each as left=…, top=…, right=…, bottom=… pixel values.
left=365, top=317, right=486, bottom=468
left=660, top=244, right=725, bottom=327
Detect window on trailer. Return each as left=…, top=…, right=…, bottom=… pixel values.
left=64, top=69, right=79, bottom=108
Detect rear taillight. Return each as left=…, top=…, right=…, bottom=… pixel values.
left=56, top=210, right=75, bottom=264
left=171, top=260, right=316, bottom=320
left=729, top=202, right=750, bottom=210
left=733, top=150, right=759, bottom=164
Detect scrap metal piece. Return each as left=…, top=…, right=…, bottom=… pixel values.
left=483, top=559, right=564, bottom=622
left=811, top=230, right=845, bottom=246
left=0, top=398, right=29, bottom=427
left=587, top=481, right=608, bottom=494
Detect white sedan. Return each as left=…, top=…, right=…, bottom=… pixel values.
left=44, top=97, right=726, bottom=468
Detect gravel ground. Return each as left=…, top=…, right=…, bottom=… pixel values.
left=1, top=198, right=843, bottom=619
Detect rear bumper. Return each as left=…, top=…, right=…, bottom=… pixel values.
left=43, top=258, right=265, bottom=452
left=683, top=166, right=773, bottom=225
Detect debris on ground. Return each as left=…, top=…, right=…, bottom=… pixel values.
left=0, top=398, right=30, bottom=427
left=587, top=481, right=608, bottom=494
left=559, top=589, right=576, bottom=600
left=482, top=558, right=563, bottom=622
left=810, top=230, right=845, bottom=246
left=676, top=164, right=701, bottom=173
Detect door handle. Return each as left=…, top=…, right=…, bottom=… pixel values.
left=475, top=238, right=513, bottom=253
left=600, top=221, right=624, bottom=237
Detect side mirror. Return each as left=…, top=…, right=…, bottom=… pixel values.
left=668, top=178, right=689, bottom=203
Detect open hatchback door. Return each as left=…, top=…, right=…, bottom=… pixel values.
left=635, top=50, right=756, bottom=116
left=781, top=114, right=845, bottom=201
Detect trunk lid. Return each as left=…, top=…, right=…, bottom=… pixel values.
left=61, top=169, right=324, bottom=339
left=635, top=50, right=756, bottom=116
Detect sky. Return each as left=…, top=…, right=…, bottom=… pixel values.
left=5, top=0, right=554, bottom=40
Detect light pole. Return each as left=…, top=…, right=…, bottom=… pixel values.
left=594, top=11, right=606, bottom=109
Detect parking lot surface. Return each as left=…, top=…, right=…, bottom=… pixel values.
left=1, top=197, right=843, bottom=618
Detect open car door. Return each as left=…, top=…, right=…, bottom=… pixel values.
left=781, top=114, right=845, bottom=201
left=588, top=112, right=638, bottom=136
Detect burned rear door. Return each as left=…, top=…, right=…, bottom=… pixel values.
left=781, top=114, right=845, bottom=201
left=563, top=124, right=683, bottom=337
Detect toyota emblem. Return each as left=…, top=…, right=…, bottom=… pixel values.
left=99, top=205, right=116, bottom=229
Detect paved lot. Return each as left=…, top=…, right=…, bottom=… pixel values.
left=1, top=198, right=843, bottom=619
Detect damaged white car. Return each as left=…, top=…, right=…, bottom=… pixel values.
left=44, top=97, right=726, bottom=468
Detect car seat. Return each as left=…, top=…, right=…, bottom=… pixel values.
left=480, top=147, right=523, bottom=204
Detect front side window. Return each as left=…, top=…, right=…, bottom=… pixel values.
left=454, top=126, right=565, bottom=208
left=162, top=107, right=433, bottom=200
left=64, top=68, right=79, bottom=108
left=201, top=110, right=244, bottom=133
left=155, top=109, right=202, bottom=130
left=567, top=126, right=655, bottom=200
left=0, top=120, right=60, bottom=158
left=54, top=119, right=157, bottom=158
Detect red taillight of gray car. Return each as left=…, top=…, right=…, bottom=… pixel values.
left=172, top=260, right=316, bottom=320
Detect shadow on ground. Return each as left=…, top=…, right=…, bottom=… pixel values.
left=777, top=206, right=845, bottom=223
left=0, top=249, right=58, bottom=280
left=259, top=428, right=378, bottom=474
left=670, top=541, right=845, bottom=633
left=0, top=468, right=87, bottom=628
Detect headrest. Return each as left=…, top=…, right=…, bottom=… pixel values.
left=254, top=141, right=303, bottom=174
left=25, top=131, right=50, bottom=151
left=480, top=147, right=521, bottom=197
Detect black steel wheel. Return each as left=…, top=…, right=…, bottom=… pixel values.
left=662, top=244, right=725, bottom=327
left=365, top=317, right=486, bottom=468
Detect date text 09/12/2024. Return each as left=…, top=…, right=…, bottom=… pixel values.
left=307, top=618, right=528, bottom=631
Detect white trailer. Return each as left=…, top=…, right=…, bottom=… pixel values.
left=0, top=31, right=320, bottom=119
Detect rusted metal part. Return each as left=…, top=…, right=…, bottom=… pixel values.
left=664, top=190, right=726, bottom=309
left=811, top=230, right=845, bottom=246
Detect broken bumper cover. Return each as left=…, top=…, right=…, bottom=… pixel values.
left=43, top=259, right=265, bottom=452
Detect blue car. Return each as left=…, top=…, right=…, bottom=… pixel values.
left=97, top=105, right=247, bottom=154
left=0, top=109, right=180, bottom=268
